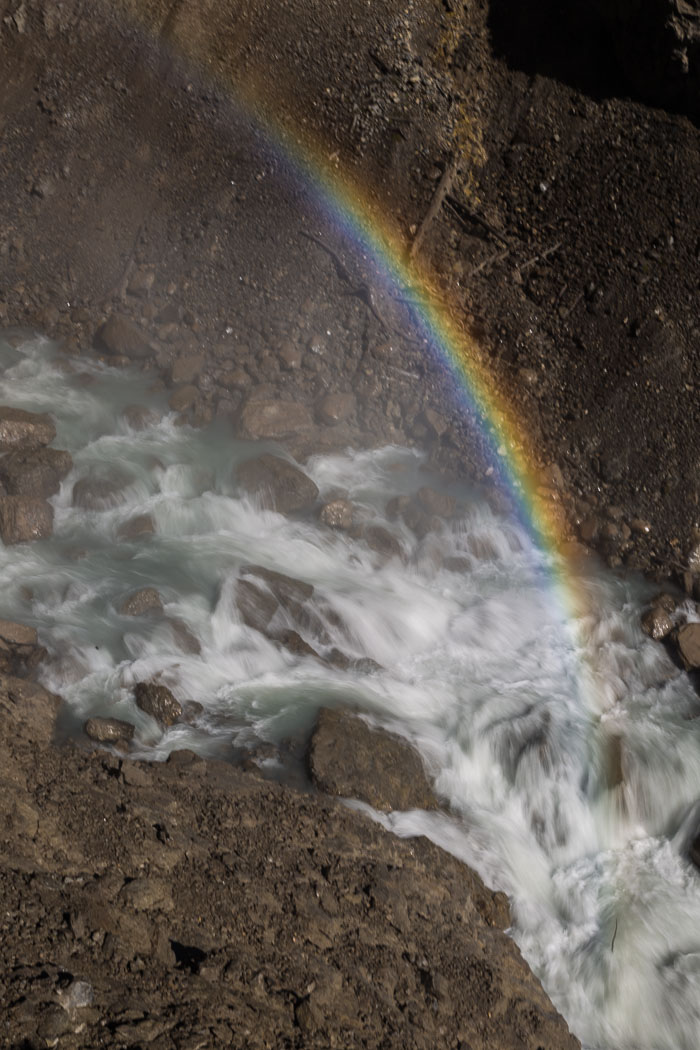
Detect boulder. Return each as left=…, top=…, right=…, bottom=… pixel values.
left=118, top=587, right=163, bottom=616
left=168, top=385, right=199, bottom=412
left=309, top=707, right=438, bottom=812
left=0, top=674, right=61, bottom=744
left=0, top=406, right=56, bottom=452
left=134, top=681, right=182, bottom=727
left=0, top=447, right=72, bottom=497
left=0, top=496, right=53, bottom=544
left=240, top=564, right=313, bottom=606
left=0, top=619, right=44, bottom=675
left=237, top=453, right=318, bottom=514
left=171, top=352, right=205, bottom=384
left=676, top=623, right=700, bottom=670
left=238, top=399, right=313, bottom=440
left=235, top=578, right=279, bottom=633
left=84, top=716, right=136, bottom=743
left=122, top=404, right=159, bottom=430
left=641, top=606, right=674, bottom=640
left=319, top=498, right=353, bottom=530
left=95, top=314, right=152, bottom=359
left=316, top=392, right=356, bottom=426
left=165, top=617, right=201, bottom=654
left=277, top=628, right=320, bottom=660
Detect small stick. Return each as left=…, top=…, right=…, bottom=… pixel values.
left=410, top=156, right=458, bottom=259
left=611, top=919, right=618, bottom=953
left=518, top=241, right=563, bottom=274
left=469, top=247, right=511, bottom=277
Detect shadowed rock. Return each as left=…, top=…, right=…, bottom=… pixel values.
left=0, top=407, right=55, bottom=452
left=95, top=314, right=152, bottom=359
left=134, top=682, right=182, bottom=727
left=0, top=447, right=72, bottom=497
left=364, top=523, right=403, bottom=559
left=676, top=623, right=700, bottom=670
left=237, top=453, right=318, bottom=514
left=0, top=495, right=53, bottom=544
left=309, top=707, right=439, bottom=812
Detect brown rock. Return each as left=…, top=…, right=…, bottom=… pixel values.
left=276, top=628, right=320, bottom=659
left=238, top=399, right=313, bottom=440
left=235, top=578, right=279, bottom=633
left=676, top=623, right=700, bottom=670
left=309, top=707, right=438, bottom=811
left=0, top=620, right=37, bottom=647
left=219, top=368, right=250, bottom=389
left=319, top=498, right=353, bottom=529
left=0, top=496, right=53, bottom=543
left=122, top=404, right=159, bottom=429
left=117, top=514, right=155, bottom=540
left=165, top=617, right=201, bottom=654
left=171, top=353, right=205, bottom=385
left=95, top=315, right=152, bottom=359
left=641, top=606, right=674, bottom=640
left=84, top=716, right=136, bottom=743
left=278, top=340, right=302, bottom=369
left=0, top=406, right=56, bottom=452
left=118, top=587, right=163, bottom=616
left=168, top=385, right=199, bottom=412
left=0, top=447, right=72, bottom=497
left=0, top=673, right=61, bottom=744
left=317, top=392, right=356, bottom=426
left=134, top=681, right=182, bottom=727
left=237, top=453, right=319, bottom=514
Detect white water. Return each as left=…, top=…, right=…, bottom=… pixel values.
left=3, top=333, right=700, bottom=1049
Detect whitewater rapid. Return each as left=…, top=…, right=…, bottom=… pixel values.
left=2, top=332, right=700, bottom=1050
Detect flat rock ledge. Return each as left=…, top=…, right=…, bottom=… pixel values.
left=0, top=649, right=580, bottom=1050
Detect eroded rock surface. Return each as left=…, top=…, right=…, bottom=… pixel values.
left=0, top=406, right=56, bottom=452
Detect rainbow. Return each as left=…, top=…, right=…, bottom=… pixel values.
left=117, top=3, right=589, bottom=627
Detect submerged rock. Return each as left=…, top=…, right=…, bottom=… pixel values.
left=118, top=587, right=163, bottom=616
left=117, top=513, right=156, bottom=540
left=0, top=447, right=72, bottom=497
left=319, top=498, right=353, bottom=529
left=0, top=495, right=53, bottom=544
left=237, top=453, right=318, bottom=514
left=363, top=523, right=403, bottom=559
left=72, top=474, right=129, bottom=510
left=134, top=681, right=182, bottom=727
left=309, top=707, right=439, bottom=812
left=0, top=619, right=44, bottom=676
left=0, top=406, right=56, bottom=452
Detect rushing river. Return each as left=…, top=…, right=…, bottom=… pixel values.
left=2, top=332, right=700, bottom=1050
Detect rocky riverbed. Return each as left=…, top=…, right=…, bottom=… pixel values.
left=1, top=0, right=700, bottom=1047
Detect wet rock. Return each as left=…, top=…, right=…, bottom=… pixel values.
left=235, top=578, right=278, bottom=633
left=95, top=314, right=152, bottom=359
left=72, top=474, right=128, bottom=510
left=0, top=446, right=72, bottom=497
left=676, top=623, right=700, bottom=671
left=165, top=617, right=201, bottom=654
left=417, top=485, right=456, bottom=518
left=0, top=406, right=56, bottom=452
left=688, top=543, right=700, bottom=575
left=0, top=495, right=53, bottom=543
left=84, top=716, right=136, bottom=743
left=122, top=404, right=159, bottom=429
left=134, top=681, right=182, bottom=727
left=641, top=606, right=674, bottom=640
left=0, top=619, right=44, bottom=675
left=237, top=453, right=319, bottom=514
left=241, top=564, right=314, bottom=605
left=238, top=399, right=313, bottom=440
left=319, top=498, right=353, bottom=529
left=316, top=392, right=356, bottom=426
left=364, top=524, right=403, bottom=558
left=276, top=628, right=320, bottom=659
left=309, top=707, right=438, bottom=811
left=117, top=513, right=155, bottom=540
left=118, top=587, right=163, bottom=616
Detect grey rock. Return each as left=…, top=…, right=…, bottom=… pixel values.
left=95, top=314, right=152, bottom=359
left=118, top=587, right=163, bottom=616
left=84, top=716, right=136, bottom=743
left=237, top=453, right=318, bottom=514
left=0, top=447, right=72, bottom=497
left=72, top=474, right=128, bottom=510
left=235, top=578, right=278, bottom=633
left=134, top=681, right=182, bottom=727
left=122, top=404, right=159, bottom=429
left=309, top=707, right=439, bottom=812
left=364, top=524, right=402, bottom=559
left=0, top=406, right=56, bottom=452
left=0, top=495, right=53, bottom=544
left=240, top=564, right=314, bottom=605
left=117, top=514, right=155, bottom=540
left=165, top=617, right=201, bottom=654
